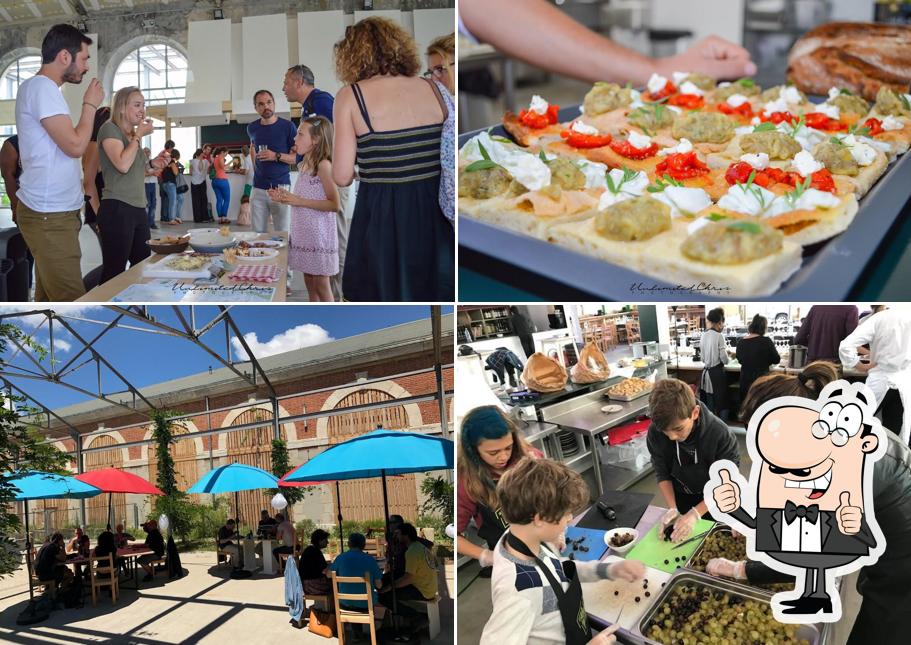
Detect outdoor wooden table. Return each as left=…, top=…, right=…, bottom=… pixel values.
left=77, top=232, right=289, bottom=302
left=117, top=544, right=156, bottom=589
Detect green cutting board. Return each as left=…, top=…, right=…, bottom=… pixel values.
left=624, top=518, right=715, bottom=574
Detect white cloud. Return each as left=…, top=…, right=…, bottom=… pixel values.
left=0, top=305, right=104, bottom=328
left=53, top=339, right=72, bottom=353
left=231, top=324, right=334, bottom=360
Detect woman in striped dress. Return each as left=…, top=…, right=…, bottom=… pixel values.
left=331, top=17, right=455, bottom=302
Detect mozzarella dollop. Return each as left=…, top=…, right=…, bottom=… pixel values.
left=647, top=73, right=669, bottom=95
left=528, top=95, right=549, bottom=115
left=791, top=150, right=824, bottom=176
left=627, top=131, right=653, bottom=150
left=658, top=138, right=694, bottom=156
left=739, top=153, right=770, bottom=170
left=726, top=94, right=750, bottom=108
left=570, top=120, right=599, bottom=136
left=652, top=186, right=713, bottom=218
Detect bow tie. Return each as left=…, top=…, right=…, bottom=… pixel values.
left=784, top=500, right=820, bottom=524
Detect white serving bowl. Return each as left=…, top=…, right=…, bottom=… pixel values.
left=604, top=527, right=639, bottom=555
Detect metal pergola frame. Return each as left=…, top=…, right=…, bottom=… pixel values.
left=1, top=305, right=453, bottom=526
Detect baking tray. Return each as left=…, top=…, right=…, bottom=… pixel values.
left=458, top=102, right=911, bottom=301
left=605, top=380, right=653, bottom=402
left=683, top=523, right=795, bottom=597
left=636, top=570, right=821, bottom=645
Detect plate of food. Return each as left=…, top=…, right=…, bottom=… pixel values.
left=224, top=247, right=279, bottom=263
left=459, top=67, right=911, bottom=299
left=238, top=239, right=284, bottom=249
left=606, top=377, right=653, bottom=401
left=186, top=228, right=219, bottom=236
left=147, top=234, right=190, bottom=254
left=143, top=253, right=215, bottom=279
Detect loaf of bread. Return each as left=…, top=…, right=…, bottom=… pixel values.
left=787, top=22, right=911, bottom=101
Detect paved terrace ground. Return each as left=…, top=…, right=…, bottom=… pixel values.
left=0, top=551, right=454, bottom=644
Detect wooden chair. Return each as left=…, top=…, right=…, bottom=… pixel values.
left=89, top=553, right=119, bottom=606
left=363, top=537, right=385, bottom=558
left=148, top=554, right=168, bottom=578
left=215, top=534, right=231, bottom=567
left=28, top=549, right=57, bottom=598
left=330, top=570, right=382, bottom=645
left=276, top=534, right=304, bottom=573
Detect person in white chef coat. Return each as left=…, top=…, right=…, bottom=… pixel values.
left=839, top=305, right=911, bottom=446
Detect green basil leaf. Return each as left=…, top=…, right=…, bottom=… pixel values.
left=478, top=142, right=491, bottom=161
left=829, top=136, right=846, bottom=147
left=464, top=159, right=498, bottom=172
left=707, top=213, right=728, bottom=221
left=606, top=173, right=617, bottom=194
left=839, top=88, right=853, bottom=96
left=900, top=94, right=911, bottom=111
left=753, top=122, right=776, bottom=132
left=646, top=185, right=664, bottom=193
left=728, top=221, right=763, bottom=234
left=539, top=150, right=548, bottom=163
left=736, top=78, right=755, bottom=88
left=491, top=136, right=513, bottom=144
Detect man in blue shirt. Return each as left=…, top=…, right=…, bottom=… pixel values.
left=246, top=89, right=296, bottom=233
left=329, top=532, right=383, bottom=611
left=281, top=65, right=349, bottom=301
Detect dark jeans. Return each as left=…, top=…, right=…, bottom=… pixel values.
left=877, top=388, right=905, bottom=444
left=159, top=183, right=170, bottom=222
left=145, top=182, right=157, bottom=227
left=191, top=181, right=209, bottom=222
left=98, top=199, right=151, bottom=284
left=378, top=584, right=432, bottom=611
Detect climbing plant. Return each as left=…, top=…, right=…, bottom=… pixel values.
left=150, top=409, right=193, bottom=542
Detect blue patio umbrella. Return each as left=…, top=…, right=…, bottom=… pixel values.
left=8, top=471, right=102, bottom=600
left=280, top=429, right=454, bottom=616
left=187, top=462, right=279, bottom=529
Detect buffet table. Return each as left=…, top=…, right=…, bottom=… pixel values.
left=78, top=232, right=288, bottom=302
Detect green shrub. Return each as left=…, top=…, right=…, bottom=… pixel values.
left=330, top=519, right=387, bottom=540
left=188, top=498, right=230, bottom=542
left=295, top=518, right=317, bottom=541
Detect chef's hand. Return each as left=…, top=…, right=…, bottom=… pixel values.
left=705, top=557, right=747, bottom=580
left=837, top=492, right=863, bottom=535
left=671, top=507, right=699, bottom=543
left=588, top=624, right=619, bottom=645
left=658, top=508, right=678, bottom=540
left=608, top=559, right=646, bottom=582
left=712, top=469, right=741, bottom=514
left=658, top=35, right=757, bottom=82
left=478, top=548, right=494, bottom=568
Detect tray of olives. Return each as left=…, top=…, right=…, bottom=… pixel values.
left=685, top=523, right=795, bottom=595
left=637, top=570, right=820, bottom=645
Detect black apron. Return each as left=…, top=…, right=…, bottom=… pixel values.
left=477, top=502, right=509, bottom=549
left=506, top=532, right=592, bottom=645
left=700, top=362, right=728, bottom=418
left=669, top=421, right=710, bottom=516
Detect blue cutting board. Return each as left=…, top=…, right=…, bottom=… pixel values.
left=561, top=526, right=609, bottom=561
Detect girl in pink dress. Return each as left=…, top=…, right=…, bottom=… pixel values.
left=268, top=116, right=339, bottom=301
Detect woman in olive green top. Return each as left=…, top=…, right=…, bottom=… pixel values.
left=97, top=86, right=166, bottom=283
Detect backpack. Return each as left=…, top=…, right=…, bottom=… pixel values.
left=176, top=163, right=189, bottom=194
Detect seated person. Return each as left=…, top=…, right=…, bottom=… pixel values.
left=66, top=526, right=91, bottom=558
left=271, top=513, right=296, bottom=571
left=137, top=520, right=166, bottom=582
left=329, top=533, right=383, bottom=613
left=257, top=510, right=277, bottom=538
left=35, top=532, right=71, bottom=586
left=113, top=523, right=135, bottom=549
left=378, top=523, right=438, bottom=607
left=383, top=515, right=433, bottom=583
left=92, top=530, right=123, bottom=579
left=218, top=519, right=243, bottom=569
left=480, top=458, right=645, bottom=644
left=299, top=529, right=331, bottom=596
left=646, top=378, right=740, bottom=543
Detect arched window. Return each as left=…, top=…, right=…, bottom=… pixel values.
left=113, top=44, right=187, bottom=106
left=112, top=43, right=195, bottom=163
left=0, top=55, right=41, bottom=101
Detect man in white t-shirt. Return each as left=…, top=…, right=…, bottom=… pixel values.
left=15, top=24, right=104, bottom=301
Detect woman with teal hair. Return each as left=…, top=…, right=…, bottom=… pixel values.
left=457, top=405, right=541, bottom=573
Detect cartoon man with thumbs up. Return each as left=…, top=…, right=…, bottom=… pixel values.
left=705, top=380, right=887, bottom=623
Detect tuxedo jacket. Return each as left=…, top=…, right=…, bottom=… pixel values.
left=730, top=506, right=877, bottom=556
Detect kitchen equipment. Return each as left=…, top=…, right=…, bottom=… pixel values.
left=631, top=341, right=658, bottom=359
left=789, top=344, right=808, bottom=369
left=578, top=491, right=652, bottom=531
left=582, top=556, right=671, bottom=633
left=638, top=570, right=822, bottom=645
left=624, top=519, right=715, bottom=574
left=561, top=526, right=609, bottom=562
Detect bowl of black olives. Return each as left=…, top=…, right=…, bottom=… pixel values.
left=604, top=528, right=639, bottom=554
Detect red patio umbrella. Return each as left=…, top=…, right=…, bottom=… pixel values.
left=75, top=467, right=164, bottom=530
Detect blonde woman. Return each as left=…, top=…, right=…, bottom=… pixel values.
left=425, top=33, right=455, bottom=95
left=269, top=116, right=340, bottom=302
left=97, top=86, right=167, bottom=283
left=332, top=17, right=454, bottom=302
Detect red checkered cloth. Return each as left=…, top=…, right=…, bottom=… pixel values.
left=228, top=264, right=280, bottom=283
